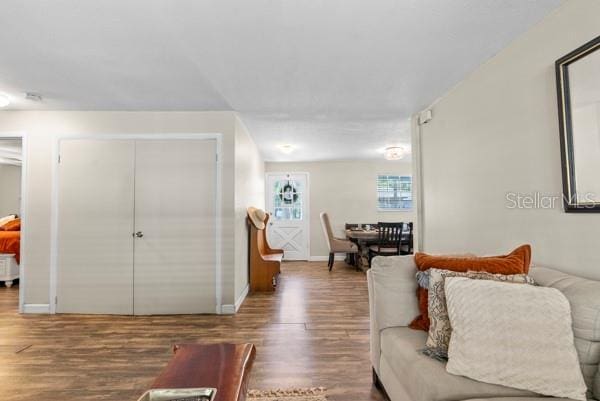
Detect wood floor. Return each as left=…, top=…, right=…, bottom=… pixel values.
left=0, top=261, right=385, bottom=401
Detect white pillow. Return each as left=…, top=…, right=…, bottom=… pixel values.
left=444, top=277, right=587, bottom=401
left=0, top=215, right=16, bottom=227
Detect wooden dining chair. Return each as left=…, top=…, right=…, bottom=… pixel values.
left=368, top=222, right=404, bottom=266
left=399, top=222, right=414, bottom=255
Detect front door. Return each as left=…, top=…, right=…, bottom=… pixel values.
left=266, top=172, right=309, bottom=260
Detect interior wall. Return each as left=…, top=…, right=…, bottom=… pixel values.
left=417, top=0, right=600, bottom=279
left=234, top=115, right=264, bottom=304
left=265, top=160, right=414, bottom=259
left=571, top=103, right=600, bottom=198
left=0, top=164, right=21, bottom=216
left=0, top=111, right=238, bottom=308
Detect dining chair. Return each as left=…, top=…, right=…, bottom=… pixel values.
left=320, top=212, right=358, bottom=271
left=368, top=222, right=404, bottom=266
left=399, top=222, right=414, bottom=255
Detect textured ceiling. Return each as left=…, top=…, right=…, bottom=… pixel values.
left=0, top=0, right=562, bottom=161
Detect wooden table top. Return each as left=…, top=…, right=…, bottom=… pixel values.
left=151, top=343, right=256, bottom=401
left=345, top=229, right=412, bottom=241
left=345, top=229, right=379, bottom=240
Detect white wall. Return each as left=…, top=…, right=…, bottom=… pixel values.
left=234, top=115, right=264, bottom=304
left=0, top=164, right=21, bottom=216
left=265, top=160, right=414, bottom=258
left=571, top=103, right=600, bottom=199
left=0, top=111, right=239, bottom=308
left=417, top=0, right=600, bottom=279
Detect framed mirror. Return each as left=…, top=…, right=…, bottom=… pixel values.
left=556, top=35, right=600, bottom=212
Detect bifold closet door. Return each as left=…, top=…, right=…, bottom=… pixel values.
left=133, top=139, right=216, bottom=314
left=57, top=140, right=135, bottom=314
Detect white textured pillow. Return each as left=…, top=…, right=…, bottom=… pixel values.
left=444, top=277, right=587, bottom=401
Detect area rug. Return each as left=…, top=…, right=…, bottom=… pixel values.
left=248, top=387, right=327, bottom=401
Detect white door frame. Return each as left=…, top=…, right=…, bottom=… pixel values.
left=0, top=132, right=28, bottom=313
left=50, top=133, right=223, bottom=314
left=265, top=172, right=310, bottom=261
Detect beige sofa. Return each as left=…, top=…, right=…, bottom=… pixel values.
left=367, top=255, right=600, bottom=401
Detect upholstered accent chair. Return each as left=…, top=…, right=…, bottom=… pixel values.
left=320, top=212, right=358, bottom=271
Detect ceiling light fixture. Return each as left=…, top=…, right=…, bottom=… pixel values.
left=0, top=94, right=10, bottom=108
left=24, top=92, right=43, bottom=102
left=383, top=146, right=406, bottom=160
left=278, top=144, right=295, bottom=154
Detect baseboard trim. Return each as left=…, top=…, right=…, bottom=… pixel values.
left=220, top=304, right=235, bottom=314
left=220, top=284, right=250, bottom=315
left=309, top=255, right=346, bottom=262
left=234, top=284, right=249, bottom=312
left=23, top=303, right=50, bottom=314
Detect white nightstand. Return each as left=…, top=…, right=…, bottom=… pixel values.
left=0, top=254, right=19, bottom=288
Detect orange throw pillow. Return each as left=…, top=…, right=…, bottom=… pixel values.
left=0, top=218, right=21, bottom=231
left=409, top=287, right=430, bottom=331
left=408, top=244, right=532, bottom=331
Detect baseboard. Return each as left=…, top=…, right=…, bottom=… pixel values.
left=23, top=303, right=50, bottom=314
left=309, top=255, right=346, bottom=262
left=220, top=304, right=235, bottom=314
left=220, top=284, right=249, bottom=315
left=234, top=284, right=249, bottom=312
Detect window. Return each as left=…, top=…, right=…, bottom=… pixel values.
left=377, top=175, right=412, bottom=210
left=272, top=178, right=303, bottom=220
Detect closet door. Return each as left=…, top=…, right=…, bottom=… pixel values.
left=133, top=139, right=216, bottom=314
left=57, top=140, right=135, bottom=314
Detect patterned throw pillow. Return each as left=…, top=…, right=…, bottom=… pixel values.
left=422, top=268, right=535, bottom=361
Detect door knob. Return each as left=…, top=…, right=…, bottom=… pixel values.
left=134, top=231, right=144, bottom=238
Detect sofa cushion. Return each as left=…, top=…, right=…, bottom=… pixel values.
left=380, top=327, right=538, bottom=401
left=529, top=267, right=600, bottom=400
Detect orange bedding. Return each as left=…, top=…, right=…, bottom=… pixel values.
left=0, top=231, right=20, bottom=263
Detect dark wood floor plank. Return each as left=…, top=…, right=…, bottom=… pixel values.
left=0, top=261, right=384, bottom=401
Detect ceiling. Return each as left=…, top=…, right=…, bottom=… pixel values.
left=0, top=0, right=562, bottom=161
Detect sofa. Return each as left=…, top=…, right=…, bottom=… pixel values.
left=367, top=255, right=600, bottom=401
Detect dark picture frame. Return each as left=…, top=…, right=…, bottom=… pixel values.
left=555, top=34, right=600, bottom=212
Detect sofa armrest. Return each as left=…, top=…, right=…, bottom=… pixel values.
left=367, top=255, right=419, bottom=374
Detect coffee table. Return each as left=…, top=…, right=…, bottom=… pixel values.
left=150, top=343, right=256, bottom=401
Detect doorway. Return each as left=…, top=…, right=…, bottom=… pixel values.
left=0, top=136, right=23, bottom=305
left=265, top=172, right=309, bottom=261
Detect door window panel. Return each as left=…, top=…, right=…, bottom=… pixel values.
left=272, top=178, right=303, bottom=220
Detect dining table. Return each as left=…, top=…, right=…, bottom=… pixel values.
left=345, top=226, right=413, bottom=271
left=345, top=228, right=380, bottom=271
